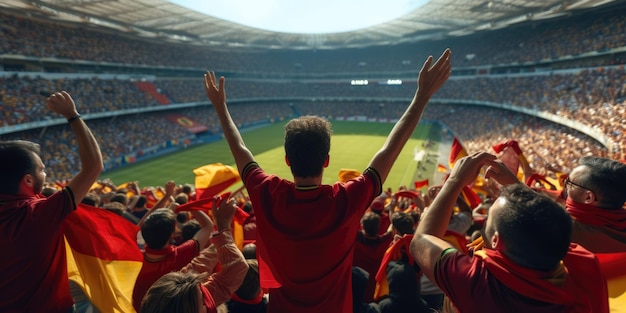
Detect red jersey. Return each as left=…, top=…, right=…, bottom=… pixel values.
left=435, top=245, right=608, bottom=313
left=0, top=189, right=76, bottom=313
left=243, top=163, right=381, bottom=313
left=353, top=231, right=393, bottom=302
left=132, top=239, right=199, bottom=311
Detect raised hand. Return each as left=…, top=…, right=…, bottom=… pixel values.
left=213, top=197, right=238, bottom=232
left=204, top=71, right=226, bottom=109
left=417, top=48, right=452, bottom=100
left=448, top=152, right=497, bottom=188
left=484, top=158, right=521, bottom=187
left=46, top=91, right=79, bottom=118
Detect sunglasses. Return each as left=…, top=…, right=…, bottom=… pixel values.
left=564, top=177, right=591, bottom=191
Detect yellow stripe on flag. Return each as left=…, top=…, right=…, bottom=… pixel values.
left=66, top=239, right=142, bottom=313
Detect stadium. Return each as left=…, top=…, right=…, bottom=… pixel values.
left=1, top=0, right=626, bottom=312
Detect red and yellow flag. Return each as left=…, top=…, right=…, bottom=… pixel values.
left=193, top=163, right=241, bottom=200
left=414, top=179, right=429, bottom=189
left=437, top=163, right=448, bottom=173
left=492, top=139, right=532, bottom=182
left=448, top=137, right=468, bottom=169
left=63, top=204, right=143, bottom=313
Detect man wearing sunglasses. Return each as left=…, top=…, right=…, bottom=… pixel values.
left=565, top=156, right=626, bottom=253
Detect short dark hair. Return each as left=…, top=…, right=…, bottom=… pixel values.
left=102, top=201, right=127, bottom=216
left=242, top=243, right=257, bottom=260
left=110, top=193, right=129, bottom=206
left=141, top=208, right=176, bottom=249
left=82, top=192, right=102, bottom=207
left=284, top=116, right=332, bottom=178
left=0, top=140, right=41, bottom=194
left=579, top=156, right=626, bottom=209
left=175, top=193, right=189, bottom=205
left=134, top=195, right=147, bottom=208
left=181, top=220, right=201, bottom=241
left=361, top=211, right=381, bottom=236
left=141, top=271, right=203, bottom=313
left=494, top=184, right=572, bottom=271
left=182, top=184, right=194, bottom=194
left=391, top=211, right=415, bottom=235
left=234, top=259, right=261, bottom=300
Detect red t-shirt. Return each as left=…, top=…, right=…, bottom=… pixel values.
left=0, top=189, right=76, bottom=313
left=435, top=246, right=608, bottom=312
left=353, top=231, right=393, bottom=302
left=132, top=239, right=199, bottom=311
left=243, top=163, right=381, bottom=313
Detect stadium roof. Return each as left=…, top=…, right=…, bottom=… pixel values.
left=0, top=0, right=621, bottom=50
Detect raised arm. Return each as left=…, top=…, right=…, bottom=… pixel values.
left=410, top=152, right=504, bottom=283
left=46, top=91, right=103, bottom=205
left=369, top=49, right=451, bottom=182
left=207, top=196, right=247, bottom=304
left=137, top=181, right=176, bottom=228
left=204, top=72, right=255, bottom=174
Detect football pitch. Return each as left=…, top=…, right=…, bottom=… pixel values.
left=100, top=120, right=445, bottom=191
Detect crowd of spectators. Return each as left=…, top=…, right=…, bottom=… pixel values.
left=1, top=4, right=626, bottom=72
left=1, top=3, right=625, bottom=184
left=0, top=75, right=158, bottom=126
left=0, top=98, right=605, bottom=183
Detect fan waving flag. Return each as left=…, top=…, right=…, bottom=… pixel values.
left=194, top=163, right=241, bottom=200
left=63, top=204, right=143, bottom=313
left=447, top=137, right=482, bottom=208
left=492, top=139, right=532, bottom=181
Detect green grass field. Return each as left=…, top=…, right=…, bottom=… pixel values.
left=100, top=120, right=444, bottom=191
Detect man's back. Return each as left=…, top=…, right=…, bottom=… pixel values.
left=435, top=244, right=608, bottom=312
left=245, top=165, right=381, bottom=313
left=0, top=191, right=75, bottom=312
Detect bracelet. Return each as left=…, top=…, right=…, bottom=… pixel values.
left=67, top=114, right=81, bottom=123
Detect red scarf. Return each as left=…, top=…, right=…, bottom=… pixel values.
left=375, top=234, right=414, bottom=283
left=566, top=198, right=626, bottom=230
left=200, top=284, right=217, bottom=313
left=472, top=238, right=608, bottom=312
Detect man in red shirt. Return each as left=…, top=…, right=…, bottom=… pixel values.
left=410, top=152, right=609, bottom=312
left=132, top=188, right=216, bottom=312
left=354, top=210, right=393, bottom=302
left=565, top=156, right=626, bottom=253
left=0, top=91, right=103, bottom=313
left=139, top=197, right=249, bottom=313
left=204, top=48, right=451, bottom=312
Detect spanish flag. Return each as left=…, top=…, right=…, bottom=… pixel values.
left=141, top=188, right=165, bottom=209
left=63, top=204, right=143, bottom=313
left=448, top=137, right=468, bottom=169
left=194, top=163, right=241, bottom=200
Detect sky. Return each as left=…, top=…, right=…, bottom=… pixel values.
left=169, top=0, right=428, bottom=34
